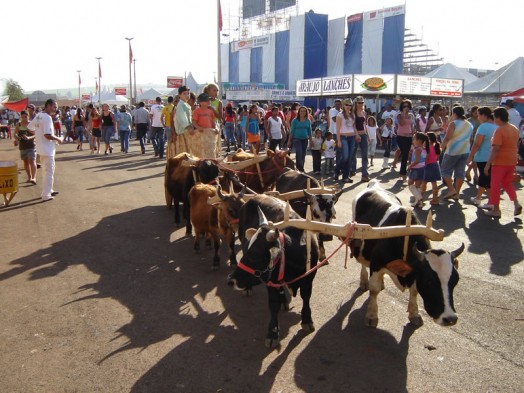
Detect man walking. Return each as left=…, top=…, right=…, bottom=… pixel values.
left=150, top=97, right=165, bottom=158
left=134, top=101, right=150, bottom=154
left=27, top=99, right=62, bottom=201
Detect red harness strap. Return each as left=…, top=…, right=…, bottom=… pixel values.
left=237, top=232, right=285, bottom=282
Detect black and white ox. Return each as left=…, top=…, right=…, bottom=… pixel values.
left=275, top=168, right=342, bottom=259
left=228, top=195, right=319, bottom=348
left=351, top=181, right=464, bottom=327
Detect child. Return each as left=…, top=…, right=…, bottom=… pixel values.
left=379, top=117, right=394, bottom=168
left=310, top=128, right=323, bottom=174
left=322, top=131, right=336, bottom=175
left=192, top=93, right=220, bottom=158
left=408, top=132, right=429, bottom=207
left=367, top=116, right=378, bottom=166
left=422, top=132, right=442, bottom=205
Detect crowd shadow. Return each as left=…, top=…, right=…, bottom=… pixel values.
left=294, top=289, right=414, bottom=393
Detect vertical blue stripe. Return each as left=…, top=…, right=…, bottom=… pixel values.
left=229, top=43, right=239, bottom=83
left=304, top=13, right=328, bottom=79
left=304, top=97, right=326, bottom=112
left=250, top=47, right=263, bottom=83
left=275, top=30, right=289, bottom=88
left=344, top=14, right=363, bottom=74
left=382, top=14, right=405, bottom=73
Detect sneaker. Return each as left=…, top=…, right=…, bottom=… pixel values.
left=483, top=209, right=501, bottom=217
left=515, top=204, right=523, bottom=216
left=343, top=178, right=354, bottom=183
left=479, top=203, right=494, bottom=210
left=469, top=197, right=481, bottom=206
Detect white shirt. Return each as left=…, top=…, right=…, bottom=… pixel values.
left=150, top=104, right=164, bottom=127
left=508, top=108, right=522, bottom=129
left=267, top=116, right=283, bottom=139
left=367, top=125, right=378, bottom=141
left=329, top=107, right=340, bottom=134
left=28, top=112, right=56, bottom=156
left=382, top=110, right=397, bottom=123
left=323, top=139, right=336, bottom=158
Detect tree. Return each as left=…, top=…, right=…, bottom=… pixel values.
left=3, top=79, right=24, bottom=101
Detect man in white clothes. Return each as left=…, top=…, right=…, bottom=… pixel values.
left=28, top=99, right=62, bottom=201
left=381, top=103, right=397, bottom=125
left=149, top=96, right=165, bottom=158
left=502, top=100, right=522, bottom=129
left=327, top=99, right=341, bottom=138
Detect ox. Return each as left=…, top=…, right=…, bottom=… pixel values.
left=227, top=149, right=295, bottom=193
left=228, top=195, right=319, bottom=348
left=351, top=180, right=464, bottom=327
left=188, top=184, right=246, bottom=269
left=275, top=168, right=342, bottom=259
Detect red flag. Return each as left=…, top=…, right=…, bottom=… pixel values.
left=218, top=0, right=223, bottom=31
left=99, top=62, right=102, bottom=78
left=129, top=44, right=133, bottom=64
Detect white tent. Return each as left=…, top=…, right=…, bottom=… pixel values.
left=464, top=57, right=524, bottom=94
left=424, top=63, right=478, bottom=85
left=102, top=95, right=129, bottom=106
left=0, top=95, right=9, bottom=110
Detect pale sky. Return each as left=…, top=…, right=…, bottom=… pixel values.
left=1, top=0, right=522, bottom=94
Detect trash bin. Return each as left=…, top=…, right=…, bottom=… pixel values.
left=0, top=161, right=18, bottom=206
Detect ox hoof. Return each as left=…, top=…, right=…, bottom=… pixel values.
left=365, top=317, right=379, bottom=327
left=359, top=282, right=369, bottom=291
left=409, top=315, right=424, bottom=327
left=265, top=337, right=280, bottom=349
left=301, top=322, right=315, bottom=333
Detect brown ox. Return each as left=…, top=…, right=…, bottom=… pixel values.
left=223, top=149, right=295, bottom=194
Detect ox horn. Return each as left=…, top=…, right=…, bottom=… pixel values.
left=412, top=242, right=425, bottom=261
left=217, top=184, right=226, bottom=201
left=451, top=243, right=465, bottom=259
left=257, top=206, right=269, bottom=228
left=238, top=183, right=247, bottom=199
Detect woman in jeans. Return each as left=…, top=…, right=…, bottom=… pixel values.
left=287, top=106, right=312, bottom=172
left=72, top=108, right=86, bottom=151
left=334, top=99, right=356, bottom=183
left=223, top=103, right=237, bottom=152
left=351, top=96, right=370, bottom=182
left=117, top=105, right=133, bottom=153
left=100, top=104, right=117, bottom=155
left=396, top=99, right=415, bottom=181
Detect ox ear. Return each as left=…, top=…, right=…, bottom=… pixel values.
left=386, top=259, right=413, bottom=278
left=245, top=228, right=257, bottom=242
left=257, top=207, right=268, bottom=227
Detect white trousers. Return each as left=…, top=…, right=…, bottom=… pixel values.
left=40, top=155, right=55, bottom=199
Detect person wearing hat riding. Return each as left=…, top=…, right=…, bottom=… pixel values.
left=117, top=105, right=132, bottom=153
left=174, top=85, right=195, bottom=155
left=191, top=93, right=219, bottom=158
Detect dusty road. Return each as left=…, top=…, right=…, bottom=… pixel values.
left=1, top=138, right=523, bottom=393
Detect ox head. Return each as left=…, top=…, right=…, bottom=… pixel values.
left=228, top=207, right=285, bottom=291
left=211, top=184, right=246, bottom=233
left=411, top=242, right=464, bottom=326
left=303, top=189, right=342, bottom=223
left=194, top=159, right=220, bottom=184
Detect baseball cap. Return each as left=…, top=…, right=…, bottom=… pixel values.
left=197, top=93, right=211, bottom=102
left=178, top=85, right=190, bottom=95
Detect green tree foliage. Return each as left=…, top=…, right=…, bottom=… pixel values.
left=3, top=79, right=24, bottom=101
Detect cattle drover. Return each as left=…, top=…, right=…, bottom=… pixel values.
left=351, top=180, right=464, bottom=327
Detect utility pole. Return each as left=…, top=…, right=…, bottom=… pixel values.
left=125, top=37, right=134, bottom=105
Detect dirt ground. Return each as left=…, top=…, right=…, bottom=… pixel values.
left=1, top=137, right=523, bottom=393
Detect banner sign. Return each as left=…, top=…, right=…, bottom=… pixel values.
left=365, top=4, right=405, bottom=21
left=223, top=82, right=285, bottom=91
left=231, top=35, right=271, bottom=52
left=225, top=89, right=302, bottom=101
left=430, top=78, right=463, bottom=97
left=81, top=94, right=91, bottom=100
left=397, top=75, right=431, bottom=96
left=353, top=74, right=396, bottom=95
left=296, top=78, right=322, bottom=97
left=321, top=75, right=352, bottom=96
left=114, top=88, right=127, bottom=96
left=167, top=76, right=184, bottom=89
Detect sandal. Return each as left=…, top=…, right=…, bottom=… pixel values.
left=444, top=192, right=458, bottom=200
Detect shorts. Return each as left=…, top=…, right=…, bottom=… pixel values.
left=408, top=166, right=425, bottom=181
left=476, top=162, right=490, bottom=189
left=423, top=162, right=441, bottom=182
left=368, top=139, right=377, bottom=156
left=92, top=128, right=102, bottom=137
left=20, top=148, right=36, bottom=160
left=441, top=153, right=468, bottom=179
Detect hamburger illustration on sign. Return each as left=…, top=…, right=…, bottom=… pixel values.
left=362, top=77, right=387, bottom=91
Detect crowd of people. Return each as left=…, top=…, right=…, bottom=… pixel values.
left=5, top=88, right=524, bottom=216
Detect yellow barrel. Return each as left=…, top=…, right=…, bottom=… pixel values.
left=0, top=161, right=18, bottom=194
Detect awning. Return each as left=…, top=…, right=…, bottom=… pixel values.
left=2, top=98, right=29, bottom=112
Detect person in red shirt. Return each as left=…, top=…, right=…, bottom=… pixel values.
left=191, top=93, right=219, bottom=158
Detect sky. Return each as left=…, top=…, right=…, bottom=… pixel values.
left=1, top=0, right=522, bottom=94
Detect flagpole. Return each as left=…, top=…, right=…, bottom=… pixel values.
left=125, top=37, right=134, bottom=105
left=217, top=0, right=222, bottom=96
left=96, top=57, right=102, bottom=107
left=77, top=70, right=81, bottom=107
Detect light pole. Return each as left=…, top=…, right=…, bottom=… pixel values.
left=133, top=59, right=137, bottom=104
left=76, top=70, right=81, bottom=107
left=125, top=37, right=134, bottom=105
left=96, top=57, right=102, bottom=107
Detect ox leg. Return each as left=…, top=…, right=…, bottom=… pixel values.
left=226, top=230, right=238, bottom=267
left=193, top=232, right=201, bottom=254
left=318, top=239, right=327, bottom=261
left=359, top=264, right=369, bottom=291
left=265, top=288, right=281, bottom=348
left=408, top=284, right=424, bottom=326
left=174, top=202, right=181, bottom=225
left=299, top=279, right=315, bottom=333
left=184, top=203, right=192, bottom=236
left=365, top=270, right=385, bottom=327
left=211, top=232, right=221, bottom=271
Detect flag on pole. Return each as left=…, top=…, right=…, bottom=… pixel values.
left=129, top=43, right=133, bottom=64
left=96, top=80, right=99, bottom=92
left=218, top=0, right=223, bottom=31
